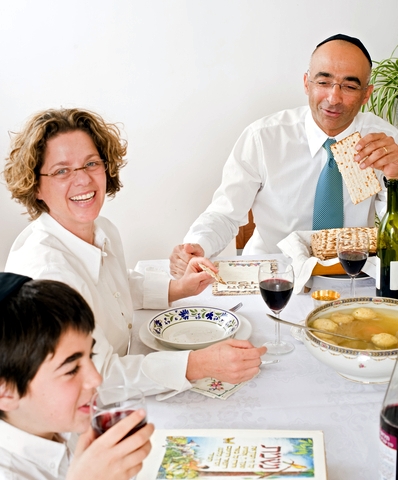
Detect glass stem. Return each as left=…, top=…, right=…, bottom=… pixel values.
left=350, top=276, right=355, bottom=297
left=275, top=312, right=281, bottom=344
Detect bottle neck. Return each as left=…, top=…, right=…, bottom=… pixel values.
left=385, top=178, right=398, bottom=213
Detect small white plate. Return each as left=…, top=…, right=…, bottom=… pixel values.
left=139, top=313, right=252, bottom=352
left=317, top=273, right=370, bottom=281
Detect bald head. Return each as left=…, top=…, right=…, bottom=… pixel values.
left=314, top=34, right=372, bottom=67
left=304, top=39, right=374, bottom=136
left=309, top=40, right=372, bottom=86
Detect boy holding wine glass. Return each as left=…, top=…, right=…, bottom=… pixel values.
left=0, top=272, right=154, bottom=480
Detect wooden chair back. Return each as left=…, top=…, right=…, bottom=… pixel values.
left=236, top=210, right=255, bottom=251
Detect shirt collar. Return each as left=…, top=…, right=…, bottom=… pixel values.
left=37, top=213, right=116, bottom=284
left=0, top=420, right=69, bottom=477
left=305, top=109, right=359, bottom=157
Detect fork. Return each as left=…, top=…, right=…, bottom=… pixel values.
left=229, top=302, right=243, bottom=312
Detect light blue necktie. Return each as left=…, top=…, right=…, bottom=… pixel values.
left=312, top=138, right=344, bottom=230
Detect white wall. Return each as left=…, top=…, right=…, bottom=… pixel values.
left=1, top=0, right=397, bottom=270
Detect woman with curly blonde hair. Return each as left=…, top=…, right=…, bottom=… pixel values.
left=4, top=108, right=125, bottom=220
left=3, top=107, right=265, bottom=399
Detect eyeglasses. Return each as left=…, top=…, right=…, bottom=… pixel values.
left=308, top=79, right=368, bottom=96
left=39, top=160, right=108, bottom=181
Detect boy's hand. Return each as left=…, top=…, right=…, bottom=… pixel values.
left=66, top=409, right=154, bottom=480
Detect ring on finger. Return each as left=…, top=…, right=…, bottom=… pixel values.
left=383, top=146, right=388, bottom=154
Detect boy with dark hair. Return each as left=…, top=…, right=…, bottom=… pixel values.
left=0, top=273, right=153, bottom=480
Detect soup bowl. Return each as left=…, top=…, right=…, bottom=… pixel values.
left=303, top=297, right=398, bottom=384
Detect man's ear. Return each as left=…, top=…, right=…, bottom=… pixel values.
left=0, top=382, right=21, bottom=412
left=303, top=71, right=310, bottom=96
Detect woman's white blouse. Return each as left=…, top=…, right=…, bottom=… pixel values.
left=5, top=213, right=192, bottom=398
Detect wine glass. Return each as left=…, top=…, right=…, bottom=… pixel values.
left=258, top=261, right=295, bottom=355
left=337, top=229, right=369, bottom=297
left=91, top=385, right=147, bottom=439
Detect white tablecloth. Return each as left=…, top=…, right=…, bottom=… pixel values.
left=134, top=255, right=386, bottom=480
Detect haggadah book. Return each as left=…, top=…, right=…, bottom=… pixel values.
left=137, top=429, right=328, bottom=479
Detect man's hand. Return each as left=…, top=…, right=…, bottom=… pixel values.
left=186, top=339, right=267, bottom=384
left=169, top=243, right=204, bottom=279
left=354, top=132, right=398, bottom=179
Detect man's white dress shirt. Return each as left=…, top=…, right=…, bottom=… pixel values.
left=5, top=214, right=192, bottom=397
left=184, top=106, right=398, bottom=256
left=0, top=420, right=69, bottom=480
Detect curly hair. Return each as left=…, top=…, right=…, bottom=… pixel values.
left=3, top=108, right=127, bottom=219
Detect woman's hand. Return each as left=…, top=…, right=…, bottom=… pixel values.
left=186, top=339, right=267, bottom=384
left=168, top=256, right=216, bottom=302
left=66, top=409, right=154, bottom=480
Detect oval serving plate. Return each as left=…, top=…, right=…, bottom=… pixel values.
left=147, top=306, right=240, bottom=350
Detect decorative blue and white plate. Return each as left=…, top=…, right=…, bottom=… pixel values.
left=147, top=306, right=240, bottom=350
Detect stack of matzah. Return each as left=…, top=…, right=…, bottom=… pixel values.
left=311, top=227, right=377, bottom=260
left=331, top=131, right=382, bottom=204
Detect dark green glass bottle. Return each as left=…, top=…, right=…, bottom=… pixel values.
left=376, top=178, right=398, bottom=298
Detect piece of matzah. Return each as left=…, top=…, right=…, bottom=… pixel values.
left=331, top=131, right=382, bottom=205
left=198, top=263, right=226, bottom=284
left=311, top=227, right=377, bottom=260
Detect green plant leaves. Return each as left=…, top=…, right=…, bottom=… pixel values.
left=363, top=46, right=398, bottom=126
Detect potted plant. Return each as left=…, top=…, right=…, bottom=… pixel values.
left=364, top=46, right=398, bottom=126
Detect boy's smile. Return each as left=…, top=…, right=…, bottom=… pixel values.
left=5, top=329, right=102, bottom=439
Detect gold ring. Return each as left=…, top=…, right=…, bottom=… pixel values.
left=383, top=146, right=388, bottom=154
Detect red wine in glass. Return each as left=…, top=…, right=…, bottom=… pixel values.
left=90, top=385, right=146, bottom=446
left=337, top=229, right=369, bottom=297
left=259, top=279, right=294, bottom=312
left=338, top=250, right=367, bottom=276
left=258, top=262, right=295, bottom=355
left=92, top=409, right=147, bottom=440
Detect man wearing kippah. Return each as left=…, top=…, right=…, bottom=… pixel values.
left=170, top=34, right=398, bottom=277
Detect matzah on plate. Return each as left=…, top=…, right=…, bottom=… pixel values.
left=331, top=131, right=381, bottom=204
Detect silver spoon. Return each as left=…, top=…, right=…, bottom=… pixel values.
left=266, top=313, right=363, bottom=342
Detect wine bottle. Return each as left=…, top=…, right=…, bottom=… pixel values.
left=376, top=178, right=398, bottom=298
left=379, top=357, right=398, bottom=479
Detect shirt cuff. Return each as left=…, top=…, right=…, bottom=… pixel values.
left=140, top=349, right=193, bottom=399
left=183, top=236, right=212, bottom=259
left=142, top=267, right=170, bottom=309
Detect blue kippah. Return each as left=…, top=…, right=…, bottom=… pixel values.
left=316, top=33, right=372, bottom=67
left=0, top=272, right=32, bottom=303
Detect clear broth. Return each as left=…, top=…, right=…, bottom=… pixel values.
left=309, top=307, right=398, bottom=350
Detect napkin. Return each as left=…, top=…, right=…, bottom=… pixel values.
left=190, top=377, right=248, bottom=399
left=212, top=260, right=276, bottom=296
left=155, top=378, right=246, bottom=401
left=277, top=230, right=375, bottom=294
